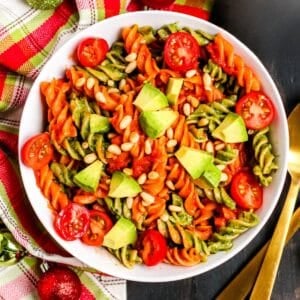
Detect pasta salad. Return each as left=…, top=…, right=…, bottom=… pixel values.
left=21, top=23, right=278, bottom=268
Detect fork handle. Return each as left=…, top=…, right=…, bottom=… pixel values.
left=249, top=179, right=300, bottom=300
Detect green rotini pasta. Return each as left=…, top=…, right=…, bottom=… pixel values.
left=251, top=127, right=278, bottom=186
left=168, top=194, right=193, bottom=226
left=104, top=197, right=132, bottom=220
left=208, top=211, right=259, bottom=253
left=50, top=162, right=76, bottom=187
left=214, top=144, right=238, bottom=165
left=107, top=245, right=142, bottom=268
left=197, top=186, right=236, bottom=209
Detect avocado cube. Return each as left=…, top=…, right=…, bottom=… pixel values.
left=212, top=112, right=248, bottom=143
left=175, top=146, right=213, bottom=179
left=73, top=160, right=103, bottom=192
left=139, top=110, right=178, bottom=139
left=166, top=77, right=184, bottom=105
left=108, top=171, right=142, bottom=198
left=133, top=83, right=169, bottom=111
left=89, top=114, right=110, bottom=133
left=194, top=162, right=222, bottom=189
left=103, top=217, right=137, bottom=249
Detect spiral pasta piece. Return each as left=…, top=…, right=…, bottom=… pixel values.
left=107, top=245, right=142, bottom=268
left=207, top=34, right=261, bottom=93
left=35, top=165, right=69, bottom=211
left=208, top=211, right=259, bottom=253
left=164, top=247, right=205, bottom=266
left=252, top=127, right=278, bottom=186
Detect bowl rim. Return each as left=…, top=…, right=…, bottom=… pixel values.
left=18, top=10, right=289, bottom=282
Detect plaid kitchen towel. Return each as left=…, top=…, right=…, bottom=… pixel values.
left=0, top=0, right=214, bottom=299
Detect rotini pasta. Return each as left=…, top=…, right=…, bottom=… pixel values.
left=21, top=22, right=278, bottom=270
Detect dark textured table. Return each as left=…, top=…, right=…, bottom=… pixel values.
left=128, top=1, right=300, bottom=299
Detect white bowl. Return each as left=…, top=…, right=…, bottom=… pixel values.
left=18, top=11, right=288, bottom=282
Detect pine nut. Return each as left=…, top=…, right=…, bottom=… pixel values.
left=123, top=168, right=133, bottom=176
left=216, top=164, right=226, bottom=171
left=220, top=172, right=228, bottom=182
left=203, top=73, right=212, bottom=91
left=126, top=197, right=133, bottom=209
left=191, top=97, right=200, bottom=108
left=214, top=141, right=225, bottom=151
left=107, top=144, right=121, bottom=155
left=145, top=139, right=152, bottom=155
left=140, top=191, right=155, bottom=205
left=168, top=205, right=182, bottom=212
left=95, top=91, right=106, bottom=103
left=198, top=118, right=209, bottom=127
left=129, top=132, right=140, bottom=144
left=166, top=128, right=174, bottom=139
left=185, top=69, right=197, bottom=78
left=82, top=141, right=89, bottom=149
left=119, top=78, right=126, bottom=90
left=107, top=132, right=117, bottom=139
left=166, top=180, right=175, bottom=190
left=120, top=115, right=132, bottom=130
left=125, top=61, right=137, bottom=74
left=148, top=171, right=159, bottom=180
left=106, top=179, right=111, bottom=184
left=125, top=52, right=137, bottom=62
left=107, top=79, right=115, bottom=87
left=167, top=139, right=177, bottom=148
left=86, top=77, right=95, bottom=90
left=121, top=142, right=134, bottom=152
left=84, top=153, right=97, bottom=164
left=75, top=77, right=86, bottom=88
left=183, top=103, right=191, bottom=116
left=160, top=213, right=169, bottom=222
left=205, top=141, right=214, bottom=153
left=137, top=173, right=147, bottom=185
left=108, top=87, right=119, bottom=94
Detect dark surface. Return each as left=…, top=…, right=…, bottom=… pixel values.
left=127, top=1, right=300, bottom=299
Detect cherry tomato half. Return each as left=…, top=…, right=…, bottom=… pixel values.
left=81, top=210, right=113, bottom=246
left=21, top=133, right=54, bottom=170
left=54, top=203, right=90, bottom=241
left=164, top=32, right=200, bottom=72
left=76, top=37, right=109, bottom=67
left=139, top=229, right=167, bottom=266
left=236, top=91, right=275, bottom=130
left=230, top=171, right=263, bottom=210
left=141, top=0, right=175, bottom=9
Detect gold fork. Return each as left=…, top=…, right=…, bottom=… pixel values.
left=217, top=103, right=300, bottom=300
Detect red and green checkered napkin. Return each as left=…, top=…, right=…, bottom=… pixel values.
left=0, top=0, right=214, bottom=299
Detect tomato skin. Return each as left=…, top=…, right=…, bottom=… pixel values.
left=236, top=91, right=275, bottom=130
left=164, top=32, right=200, bottom=72
left=21, top=133, right=54, bottom=170
left=77, top=37, right=109, bottom=67
left=141, top=0, right=175, bottom=9
left=54, top=203, right=90, bottom=241
left=81, top=210, right=113, bottom=246
left=230, top=171, right=263, bottom=210
left=138, top=229, right=167, bottom=266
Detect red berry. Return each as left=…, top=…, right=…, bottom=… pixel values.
left=37, top=266, right=82, bottom=300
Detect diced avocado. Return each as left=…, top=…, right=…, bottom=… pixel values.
left=108, top=171, right=142, bottom=198
left=166, top=78, right=184, bottom=105
left=139, top=110, right=178, bottom=139
left=89, top=114, right=110, bottom=133
left=73, top=160, right=103, bottom=192
left=133, top=83, right=169, bottom=111
left=175, top=146, right=213, bottom=179
left=103, top=217, right=137, bottom=249
left=212, top=112, right=248, bottom=143
left=194, top=162, right=221, bottom=189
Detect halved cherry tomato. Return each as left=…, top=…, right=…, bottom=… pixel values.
left=138, top=229, right=167, bottom=266
left=54, top=203, right=90, bottom=241
left=81, top=210, right=113, bottom=246
left=21, top=132, right=53, bottom=170
left=164, top=32, right=200, bottom=72
left=236, top=91, right=275, bottom=130
left=141, top=0, right=175, bottom=9
left=230, top=171, right=263, bottom=210
left=76, top=37, right=109, bottom=67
